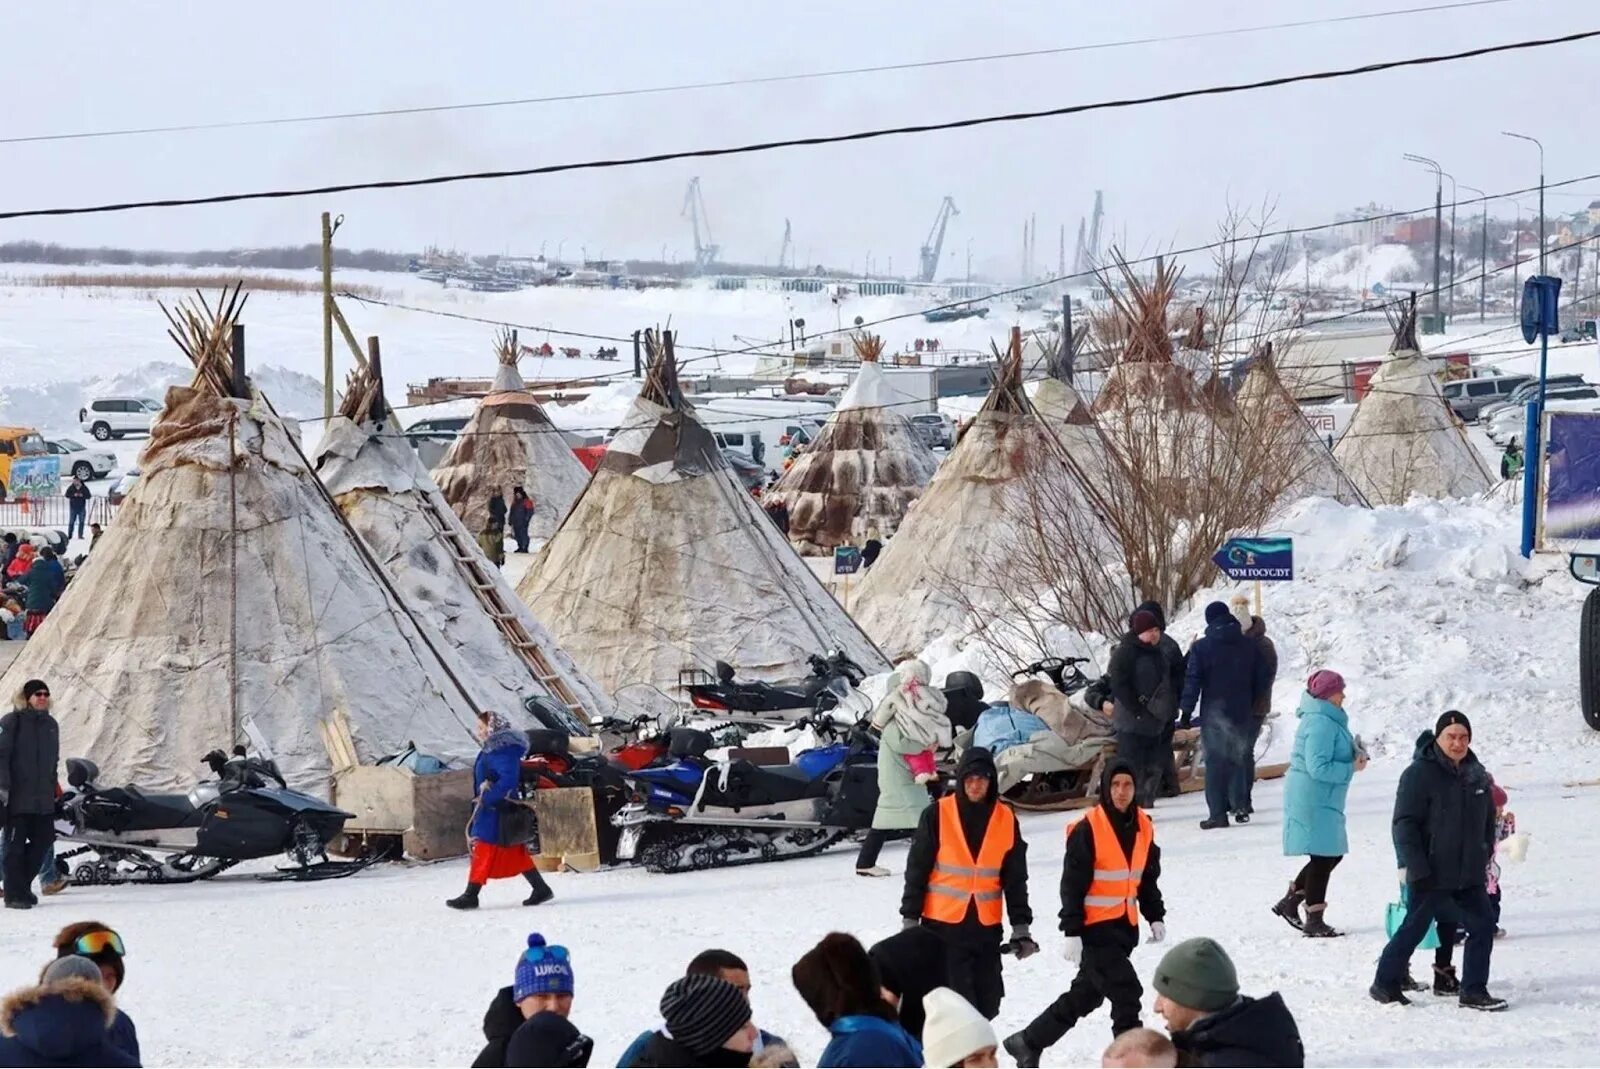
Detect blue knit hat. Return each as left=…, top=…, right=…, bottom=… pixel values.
left=514, top=933, right=574, bottom=1000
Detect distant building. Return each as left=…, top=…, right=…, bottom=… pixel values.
left=1587, top=199, right=1600, bottom=226
left=1330, top=202, right=1395, bottom=248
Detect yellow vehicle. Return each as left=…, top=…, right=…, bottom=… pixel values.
left=0, top=426, right=52, bottom=499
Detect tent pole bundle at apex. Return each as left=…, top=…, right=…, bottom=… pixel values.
left=516, top=327, right=889, bottom=701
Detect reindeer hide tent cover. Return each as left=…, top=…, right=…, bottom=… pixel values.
left=430, top=330, right=591, bottom=542
left=0, top=292, right=484, bottom=794
left=852, top=347, right=1106, bottom=658
left=314, top=370, right=612, bottom=726
left=1332, top=302, right=1492, bottom=506
left=765, top=336, right=938, bottom=554
left=516, top=332, right=888, bottom=697
left=1234, top=351, right=1367, bottom=506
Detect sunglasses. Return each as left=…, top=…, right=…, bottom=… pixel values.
left=72, top=930, right=125, bottom=958
left=29, top=691, right=50, bottom=699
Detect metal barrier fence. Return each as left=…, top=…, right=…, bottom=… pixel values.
left=0, top=496, right=119, bottom=530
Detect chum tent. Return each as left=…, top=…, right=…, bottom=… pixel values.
left=763, top=333, right=938, bottom=554
left=0, top=289, right=487, bottom=794
left=430, top=328, right=591, bottom=544
left=1333, top=298, right=1492, bottom=505
left=516, top=329, right=889, bottom=698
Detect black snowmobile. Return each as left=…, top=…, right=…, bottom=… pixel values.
left=683, top=650, right=868, bottom=716
left=55, top=749, right=367, bottom=885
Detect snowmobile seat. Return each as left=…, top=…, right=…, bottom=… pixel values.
left=526, top=729, right=570, bottom=757
left=702, top=760, right=830, bottom=808
left=91, top=785, right=199, bottom=832
left=669, top=728, right=713, bottom=759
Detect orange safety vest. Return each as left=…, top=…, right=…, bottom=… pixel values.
left=922, top=794, right=1016, bottom=927
left=1077, top=804, right=1154, bottom=926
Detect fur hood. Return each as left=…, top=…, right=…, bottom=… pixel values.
left=1, top=977, right=116, bottom=1038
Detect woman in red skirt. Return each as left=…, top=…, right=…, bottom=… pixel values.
left=447, top=710, right=554, bottom=910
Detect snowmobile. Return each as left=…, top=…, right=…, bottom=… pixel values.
left=54, top=749, right=367, bottom=885
left=1013, top=656, right=1093, bottom=696
left=612, top=711, right=879, bottom=874
left=683, top=650, right=868, bottom=716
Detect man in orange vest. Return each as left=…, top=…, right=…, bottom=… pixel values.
left=901, top=747, right=1035, bottom=1020
left=1003, top=760, right=1166, bottom=1068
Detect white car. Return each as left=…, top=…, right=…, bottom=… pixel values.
left=44, top=438, right=116, bottom=482
left=79, top=397, right=162, bottom=441
left=108, top=468, right=140, bottom=504
left=1488, top=393, right=1600, bottom=445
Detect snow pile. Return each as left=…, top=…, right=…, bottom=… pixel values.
left=916, top=493, right=1597, bottom=779
left=1293, top=243, right=1421, bottom=294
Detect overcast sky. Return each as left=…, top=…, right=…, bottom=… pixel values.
left=2, top=0, right=1596, bottom=276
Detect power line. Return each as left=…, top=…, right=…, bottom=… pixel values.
left=3, top=27, right=1594, bottom=222
left=0, top=1, right=1517, bottom=148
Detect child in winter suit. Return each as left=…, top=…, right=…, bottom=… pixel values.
left=1002, top=761, right=1166, bottom=1068
left=871, top=659, right=951, bottom=784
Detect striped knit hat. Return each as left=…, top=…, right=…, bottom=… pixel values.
left=660, top=974, right=751, bottom=1056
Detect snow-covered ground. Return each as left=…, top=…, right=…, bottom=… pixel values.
left=1, top=492, right=1595, bottom=1066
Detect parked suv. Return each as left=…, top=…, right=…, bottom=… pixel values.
left=80, top=397, right=161, bottom=441
left=1441, top=373, right=1530, bottom=421
left=1479, top=375, right=1591, bottom=424
left=45, top=438, right=116, bottom=482
left=909, top=412, right=955, bottom=449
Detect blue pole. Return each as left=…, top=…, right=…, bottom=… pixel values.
left=1519, top=330, right=1550, bottom=558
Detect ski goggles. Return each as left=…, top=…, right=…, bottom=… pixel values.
left=522, top=943, right=569, bottom=965
left=70, top=930, right=125, bottom=958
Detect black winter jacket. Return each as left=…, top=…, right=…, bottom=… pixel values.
left=471, top=986, right=523, bottom=1068
left=1107, top=633, right=1180, bottom=737
left=1393, top=731, right=1496, bottom=891
left=902, top=749, right=1031, bottom=946
left=0, top=706, right=59, bottom=816
left=1179, top=615, right=1269, bottom=727
left=1059, top=762, right=1163, bottom=950
left=1172, top=992, right=1304, bottom=1068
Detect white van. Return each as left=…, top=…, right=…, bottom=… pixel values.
left=80, top=397, right=162, bottom=440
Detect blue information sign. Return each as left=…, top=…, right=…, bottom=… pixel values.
left=1212, top=537, right=1294, bottom=581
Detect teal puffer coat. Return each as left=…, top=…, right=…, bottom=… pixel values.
left=1282, top=692, right=1356, bottom=857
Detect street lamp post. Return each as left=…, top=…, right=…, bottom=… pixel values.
left=1461, top=184, right=1488, bottom=322
left=1404, top=154, right=1444, bottom=330
left=1443, top=170, right=1457, bottom=325
left=1502, top=131, right=1546, bottom=274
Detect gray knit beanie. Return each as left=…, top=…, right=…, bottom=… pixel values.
left=1152, top=938, right=1239, bottom=1013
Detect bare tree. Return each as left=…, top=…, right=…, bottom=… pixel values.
left=960, top=212, right=1357, bottom=657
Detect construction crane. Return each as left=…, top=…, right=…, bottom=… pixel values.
left=778, top=218, right=793, bottom=270
left=682, top=177, right=720, bottom=272
left=1073, top=191, right=1105, bottom=275
left=918, top=196, right=959, bottom=283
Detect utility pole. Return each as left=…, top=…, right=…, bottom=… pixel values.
left=1404, top=155, right=1444, bottom=331
left=1462, top=184, right=1488, bottom=322
left=320, top=212, right=334, bottom=420
left=1503, top=131, right=1550, bottom=559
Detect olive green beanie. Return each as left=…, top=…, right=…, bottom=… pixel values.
left=1153, top=937, right=1239, bottom=1013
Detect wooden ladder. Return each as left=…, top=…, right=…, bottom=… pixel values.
left=416, top=492, right=591, bottom=722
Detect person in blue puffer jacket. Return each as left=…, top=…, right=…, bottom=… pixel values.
left=1272, top=670, right=1366, bottom=939
left=446, top=710, right=555, bottom=911
left=792, top=933, right=923, bottom=1068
